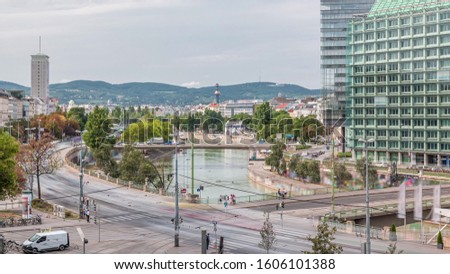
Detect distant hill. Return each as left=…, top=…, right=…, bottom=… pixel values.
left=0, top=80, right=320, bottom=105
left=0, top=81, right=29, bottom=91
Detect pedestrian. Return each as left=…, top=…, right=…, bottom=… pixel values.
left=206, top=233, right=210, bottom=250
left=86, top=209, right=90, bottom=223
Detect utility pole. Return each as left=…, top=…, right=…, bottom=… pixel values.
left=79, top=146, right=84, bottom=219
left=358, top=138, right=374, bottom=254
left=331, top=136, right=335, bottom=216
left=174, top=128, right=180, bottom=247
left=191, top=131, right=195, bottom=195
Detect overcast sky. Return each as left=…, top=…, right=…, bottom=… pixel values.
left=0, top=0, right=320, bottom=89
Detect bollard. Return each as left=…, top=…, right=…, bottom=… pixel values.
left=219, top=236, right=224, bottom=254
left=201, top=230, right=207, bottom=254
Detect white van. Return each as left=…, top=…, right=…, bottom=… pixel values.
left=22, top=230, right=70, bottom=253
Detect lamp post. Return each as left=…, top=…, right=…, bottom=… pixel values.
left=358, top=138, right=375, bottom=254
left=76, top=130, right=87, bottom=219
left=173, top=127, right=180, bottom=247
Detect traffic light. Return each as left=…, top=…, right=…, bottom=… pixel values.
left=281, top=201, right=285, bottom=209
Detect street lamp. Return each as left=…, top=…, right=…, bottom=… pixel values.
left=76, top=130, right=87, bottom=219
left=173, top=127, right=180, bottom=247
left=358, top=138, right=375, bottom=254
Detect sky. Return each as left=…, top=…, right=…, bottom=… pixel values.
left=0, top=0, right=320, bottom=89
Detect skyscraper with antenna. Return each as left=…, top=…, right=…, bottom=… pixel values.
left=31, top=36, right=49, bottom=102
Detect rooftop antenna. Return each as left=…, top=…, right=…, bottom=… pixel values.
left=39, top=36, right=42, bottom=54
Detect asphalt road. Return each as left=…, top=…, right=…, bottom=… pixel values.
left=26, top=142, right=447, bottom=254
left=253, top=187, right=450, bottom=213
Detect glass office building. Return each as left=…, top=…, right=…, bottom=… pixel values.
left=346, top=0, right=450, bottom=167
left=321, top=0, right=375, bottom=129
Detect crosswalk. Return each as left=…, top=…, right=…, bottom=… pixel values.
left=100, top=213, right=155, bottom=224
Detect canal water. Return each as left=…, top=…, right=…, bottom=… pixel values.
left=171, top=149, right=272, bottom=200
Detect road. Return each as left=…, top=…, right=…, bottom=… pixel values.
left=19, top=142, right=447, bottom=254
left=254, top=187, right=450, bottom=213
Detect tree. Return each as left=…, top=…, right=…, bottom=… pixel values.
left=118, top=146, right=173, bottom=192
left=356, top=157, right=378, bottom=188
left=265, top=141, right=285, bottom=174
left=67, top=107, right=88, bottom=131
left=437, top=231, right=444, bottom=249
left=17, top=134, right=62, bottom=200
left=93, top=144, right=119, bottom=178
left=254, top=102, right=272, bottom=140
left=119, top=145, right=145, bottom=182
left=307, top=160, right=321, bottom=183
left=304, top=219, right=343, bottom=254
left=334, top=163, right=352, bottom=187
left=295, top=159, right=321, bottom=184
left=83, top=106, right=113, bottom=150
left=202, top=109, right=224, bottom=133
left=289, top=155, right=301, bottom=174
left=259, top=212, right=276, bottom=254
left=0, top=132, right=20, bottom=199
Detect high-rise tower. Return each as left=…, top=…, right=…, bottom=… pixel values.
left=321, top=0, right=376, bottom=129
left=214, top=83, right=221, bottom=104
left=31, top=37, right=49, bottom=102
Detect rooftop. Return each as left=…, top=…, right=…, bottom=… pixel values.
left=369, top=0, right=450, bottom=17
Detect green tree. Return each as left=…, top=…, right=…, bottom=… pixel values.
left=356, top=157, right=378, bottom=188
left=83, top=106, right=113, bottom=150
left=202, top=109, right=224, bottom=133
left=259, top=212, right=276, bottom=254
left=295, top=159, right=321, bottom=184
left=119, top=145, right=144, bottom=182
left=93, top=144, right=119, bottom=178
left=0, top=132, right=19, bottom=199
left=307, top=160, right=321, bottom=183
left=111, top=106, right=123, bottom=119
left=118, top=146, right=173, bottom=192
left=334, top=163, right=352, bottom=187
left=67, top=107, right=88, bottom=131
left=304, top=219, right=343, bottom=254
left=265, top=141, right=285, bottom=174
left=254, top=102, right=272, bottom=140
left=288, top=155, right=301, bottom=174
left=136, top=161, right=159, bottom=186
left=437, top=231, right=444, bottom=248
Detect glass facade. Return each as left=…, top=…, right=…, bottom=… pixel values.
left=346, top=0, right=450, bottom=166
left=321, top=0, right=376, bottom=129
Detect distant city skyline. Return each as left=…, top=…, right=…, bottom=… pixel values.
left=0, top=0, right=320, bottom=89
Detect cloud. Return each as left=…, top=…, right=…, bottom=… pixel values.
left=181, top=81, right=201, bottom=88
left=58, top=79, right=72, bottom=84
left=0, top=0, right=186, bottom=17
left=183, top=53, right=242, bottom=65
